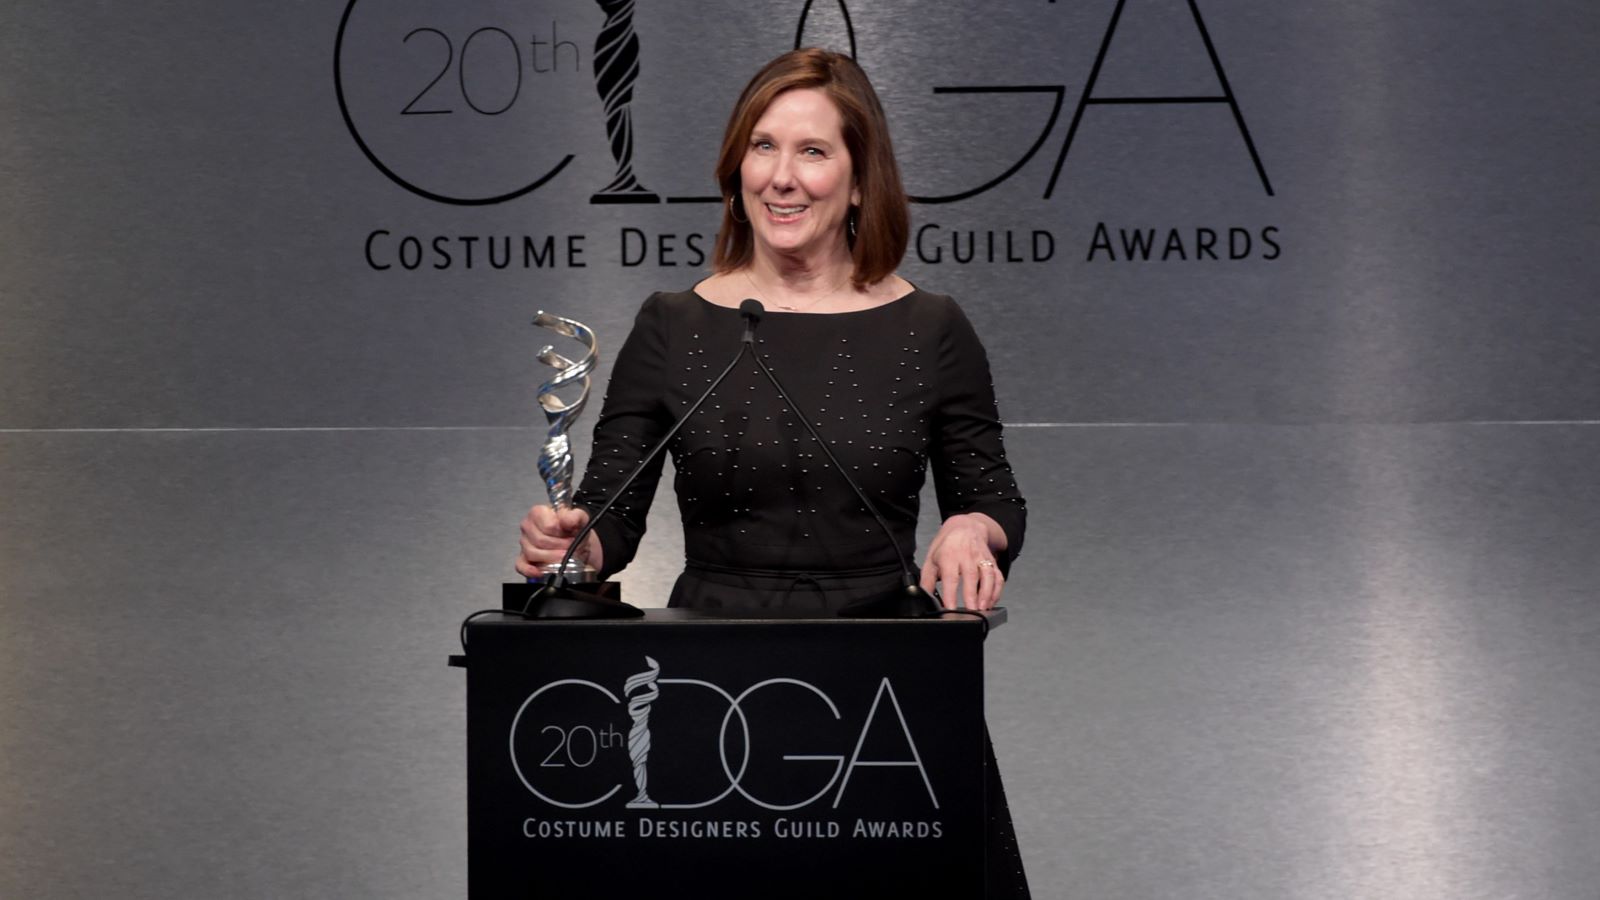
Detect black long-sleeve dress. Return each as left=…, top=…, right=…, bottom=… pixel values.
left=572, top=287, right=1032, bottom=896
left=573, top=288, right=1025, bottom=591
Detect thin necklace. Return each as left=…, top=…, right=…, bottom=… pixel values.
left=743, top=269, right=852, bottom=312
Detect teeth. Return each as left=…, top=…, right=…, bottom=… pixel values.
left=768, top=205, right=807, bottom=215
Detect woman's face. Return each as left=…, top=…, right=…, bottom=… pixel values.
left=739, top=88, right=861, bottom=264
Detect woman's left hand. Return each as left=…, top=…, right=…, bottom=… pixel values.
left=919, top=512, right=1006, bottom=610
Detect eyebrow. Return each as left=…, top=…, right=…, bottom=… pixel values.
left=749, top=129, right=836, bottom=149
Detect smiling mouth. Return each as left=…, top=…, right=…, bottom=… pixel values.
left=765, top=203, right=809, bottom=221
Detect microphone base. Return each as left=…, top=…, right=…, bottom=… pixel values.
left=837, top=584, right=943, bottom=618
left=502, top=582, right=643, bottom=619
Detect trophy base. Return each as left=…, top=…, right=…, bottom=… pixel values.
left=539, top=559, right=598, bottom=582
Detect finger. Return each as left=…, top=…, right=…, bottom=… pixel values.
left=521, top=531, right=560, bottom=560
left=972, top=563, right=989, bottom=610
left=523, top=528, right=571, bottom=552
left=973, top=564, right=1001, bottom=610
left=523, top=506, right=577, bottom=550
left=919, top=556, right=938, bottom=596
left=933, top=561, right=959, bottom=611
left=532, top=504, right=570, bottom=535
left=960, top=559, right=979, bottom=611
left=558, top=506, right=590, bottom=534
left=977, top=566, right=1003, bottom=610
left=521, top=534, right=571, bottom=564
left=526, top=506, right=558, bottom=543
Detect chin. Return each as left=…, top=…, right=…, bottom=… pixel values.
left=760, top=225, right=841, bottom=254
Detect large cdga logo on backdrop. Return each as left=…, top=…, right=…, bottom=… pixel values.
left=334, top=0, right=1271, bottom=208
left=509, top=656, right=937, bottom=817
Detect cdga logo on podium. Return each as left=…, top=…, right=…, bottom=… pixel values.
left=507, top=655, right=942, bottom=837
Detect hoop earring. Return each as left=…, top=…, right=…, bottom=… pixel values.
left=728, top=194, right=749, bottom=224
left=848, top=208, right=858, bottom=241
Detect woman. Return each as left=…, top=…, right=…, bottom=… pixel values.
left=517, top=48, right=1031, bottom=895
left=519, top=48, right=1024, bottom=612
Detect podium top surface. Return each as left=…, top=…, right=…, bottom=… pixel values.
left=472, top=607, right=1008, bottom=629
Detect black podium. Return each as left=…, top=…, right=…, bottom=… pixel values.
left=459, top=608, right=1004, bottom=899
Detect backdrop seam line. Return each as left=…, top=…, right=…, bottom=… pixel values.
left=4, top=421, right=1600, bottom=434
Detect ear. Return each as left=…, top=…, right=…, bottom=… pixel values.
left=851, top=182, right=862, bottom=207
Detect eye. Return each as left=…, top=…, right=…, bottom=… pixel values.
left=802, top=146, right=826, bottom=157
left=751, top=139, right=774, bottom=152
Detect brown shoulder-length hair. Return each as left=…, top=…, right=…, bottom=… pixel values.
left=711, top=48, right=910, bottom=289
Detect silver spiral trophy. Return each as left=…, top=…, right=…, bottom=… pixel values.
left=533, top=311, right=599, bottom=582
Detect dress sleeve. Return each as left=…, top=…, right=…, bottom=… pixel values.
left=930, top=296, right=1028, bottom=574
left=572, top=293, right=671, bottom=578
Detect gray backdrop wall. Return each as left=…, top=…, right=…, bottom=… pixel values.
left=3, top=1, right=1597, bottom=897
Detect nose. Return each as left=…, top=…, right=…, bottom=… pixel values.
left=770, top=153, right=797, bottom=191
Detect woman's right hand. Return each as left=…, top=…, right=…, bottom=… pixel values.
left=515, top=504, right=603, bottom=578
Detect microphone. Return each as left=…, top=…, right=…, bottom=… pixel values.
left=738, top=298, right=763, bottom=343
left=548, top=305, right=760, bottom=586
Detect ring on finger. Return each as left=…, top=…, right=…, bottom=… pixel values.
left=976, top=559, right=995, bottom=569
